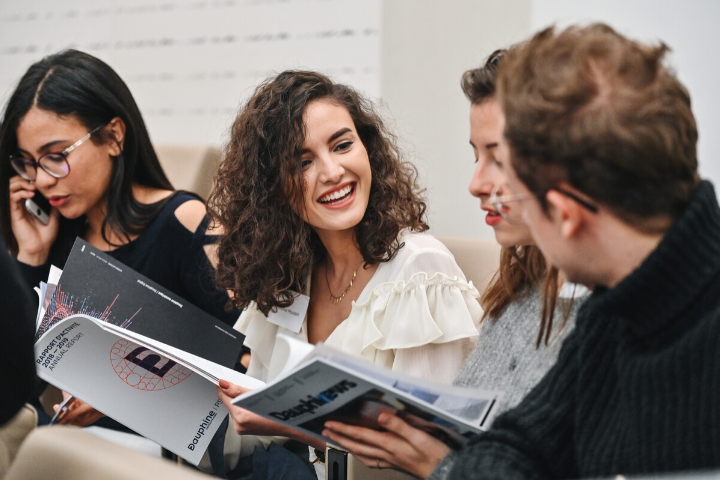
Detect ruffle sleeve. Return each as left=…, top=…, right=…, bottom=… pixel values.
left=233, top=304, right=299, bottom=383
left=326, top=271, right=482, bottom=362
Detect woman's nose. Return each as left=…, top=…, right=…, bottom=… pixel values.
left=33, top=166, right=59, bottom=190
left=318, top=155, right=344, bottom=183
left=468, top=161, right=493, bottom=199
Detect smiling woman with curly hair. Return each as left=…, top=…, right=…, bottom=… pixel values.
left=208, top=70, right=482, bottom=478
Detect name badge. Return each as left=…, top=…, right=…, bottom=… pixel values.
left=266, top=292, right=309, bottom=334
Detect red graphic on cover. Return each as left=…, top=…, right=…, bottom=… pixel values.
left=111, top=339, right=192, bottom=391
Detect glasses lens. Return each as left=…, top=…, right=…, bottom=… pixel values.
left=491, top=186, right=526, bottom=223
left=10, top=157, right=36, bottom=181
left=39, top=153, right=70, bottom=178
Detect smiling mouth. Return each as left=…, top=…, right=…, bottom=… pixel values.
left=318, top=183, right=355, bottom=205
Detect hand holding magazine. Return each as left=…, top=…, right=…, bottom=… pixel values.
left=231, top=335, right=501, bottom=450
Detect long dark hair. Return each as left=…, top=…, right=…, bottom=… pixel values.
left=208, top=70, right=428, bottom=315
left=0, top=49, right=173, bottom=260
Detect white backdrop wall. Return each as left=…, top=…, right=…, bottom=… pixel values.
left=532, top=0, right=720, bottom=210
left=1, top=1, right=718, bottom=239
left=0, top=0, right=382, bottom=146
left=380, top=0, right=532, bottom=239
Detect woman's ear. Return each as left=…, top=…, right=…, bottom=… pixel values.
left=105, top=117, right=126, bottom=156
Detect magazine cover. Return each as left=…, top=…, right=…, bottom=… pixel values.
left=35, top=315, right=263, bottom=464
left=36, top=238, right=243, bottom=367
left=234, top=341, right=499, bottom=450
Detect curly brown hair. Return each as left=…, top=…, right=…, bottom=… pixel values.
left=208, top=70, right=428, bottom=315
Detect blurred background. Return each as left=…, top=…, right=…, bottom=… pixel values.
left=1, top=0, right=718, bottom=239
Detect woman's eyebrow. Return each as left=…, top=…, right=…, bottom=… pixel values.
left=328, top=127, right=352, bottom=143
left=38, top=140, right=67, bottom=153
left=17, top=140, right=66, bottom=157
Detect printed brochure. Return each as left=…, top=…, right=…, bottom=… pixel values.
left=233, top=335, right=501, bottom=450
left=35, top=314, right=263, bottom=465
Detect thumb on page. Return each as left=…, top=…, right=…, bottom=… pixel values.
left=218, top=379, right=250, bottom=398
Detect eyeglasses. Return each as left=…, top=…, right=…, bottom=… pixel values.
left=490, top=184, right=598, bottom=223
left=9, top=124, right=104, bottom=181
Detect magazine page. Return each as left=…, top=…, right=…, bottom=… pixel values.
left=35, top=314, right=233, bottom=465
left=98, top=320, right=264, bottom=390
left=300, top=342, right=499, bottom=427
left=233, top=357, right=499, bottom=450
left=37, top=238, right=244, bottom=368
left=34, top=283, right=46, bottom=328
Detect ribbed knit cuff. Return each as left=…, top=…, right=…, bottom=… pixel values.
left=427, top=451, right=456, bottom=480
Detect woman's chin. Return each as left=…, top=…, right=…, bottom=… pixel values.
left=55, top=205, right=82, bottom=220
left=307, top=206, right=367, bottom=233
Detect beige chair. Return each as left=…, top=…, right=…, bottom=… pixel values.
left=435, top=236, right=501, bottom=296
left=4, top=426, right=209, bottom=480
left=154, top=145, right=222, bottom=199
left=0, top=405, right=37, bottom=479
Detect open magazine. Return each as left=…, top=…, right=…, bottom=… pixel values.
left=35, top=315, right=264, bottom=464
left=33, top=238, right=251, bottom=464
left=234, top=335, right=501, bottom=450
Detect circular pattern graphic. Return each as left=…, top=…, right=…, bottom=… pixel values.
left=110, top=339, right=192, bottom=391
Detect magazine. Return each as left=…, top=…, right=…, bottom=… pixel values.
left=33, top=238, right=251, bottom=464
left=35, top=314, right=264, bottom=465
left=233, top=335, right=501, bottom=450
left=37, top=238, right=244, bottom=367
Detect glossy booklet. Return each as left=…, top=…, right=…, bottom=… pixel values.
left=36, top=238, right=244, bottom=367
left=35, top=314, right=263, bottom=464
left=234, top=335, right=501, bottom=450
left=33, top=238, right=253, bottom=464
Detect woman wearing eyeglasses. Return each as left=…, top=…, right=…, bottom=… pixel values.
left=0, top=49, right=245, bottom=425
left=320, top=51, right=590, bottom=479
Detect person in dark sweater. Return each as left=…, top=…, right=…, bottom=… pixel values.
left=441, top=23, right=720, bottom=479
left=0, top=50, right=246, bottom=426
left=0, top=236, right=36, bottom=427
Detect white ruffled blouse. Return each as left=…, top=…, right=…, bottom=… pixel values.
left=234, top=232, right=483, bottom=385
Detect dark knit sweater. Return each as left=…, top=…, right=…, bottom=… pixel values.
left=446, top=180, right=720, bottom=479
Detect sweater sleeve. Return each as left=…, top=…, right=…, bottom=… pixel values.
left=1, top=245, right=38, bottom=425
left=446, top=326, right=582, bottom=480
left=15, top=259, right=51, bottom=291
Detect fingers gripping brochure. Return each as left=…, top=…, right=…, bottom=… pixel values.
left=35, top=315, right=264, bottom=465
left=233, top=335, right=502, bottom=450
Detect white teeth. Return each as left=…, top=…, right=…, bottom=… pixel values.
left=319, top=185, right=353, bottom=204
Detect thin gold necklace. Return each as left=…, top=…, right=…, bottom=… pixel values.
left=326, top=259, right=364, bottom=304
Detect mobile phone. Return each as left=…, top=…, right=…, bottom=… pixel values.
left=327, top=448, right=348, bottom=480
left=25, top=191, right=51, bottom=225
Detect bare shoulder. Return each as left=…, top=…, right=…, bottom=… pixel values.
left=174, top=199, right=207, bottom=233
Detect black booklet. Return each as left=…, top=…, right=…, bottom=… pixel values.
left=37, top=238, right=244, bottom=368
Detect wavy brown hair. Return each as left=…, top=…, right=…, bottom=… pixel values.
left=497, top=24, right=699, bottom=230
left=463, top=50, right=569, bottom=347
left=208, top=70, right=428, bottom=315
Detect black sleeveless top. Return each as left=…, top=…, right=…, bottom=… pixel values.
left=18, top=191, right=240, bottom=327
left=18, top=191, right=246, bottom=426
